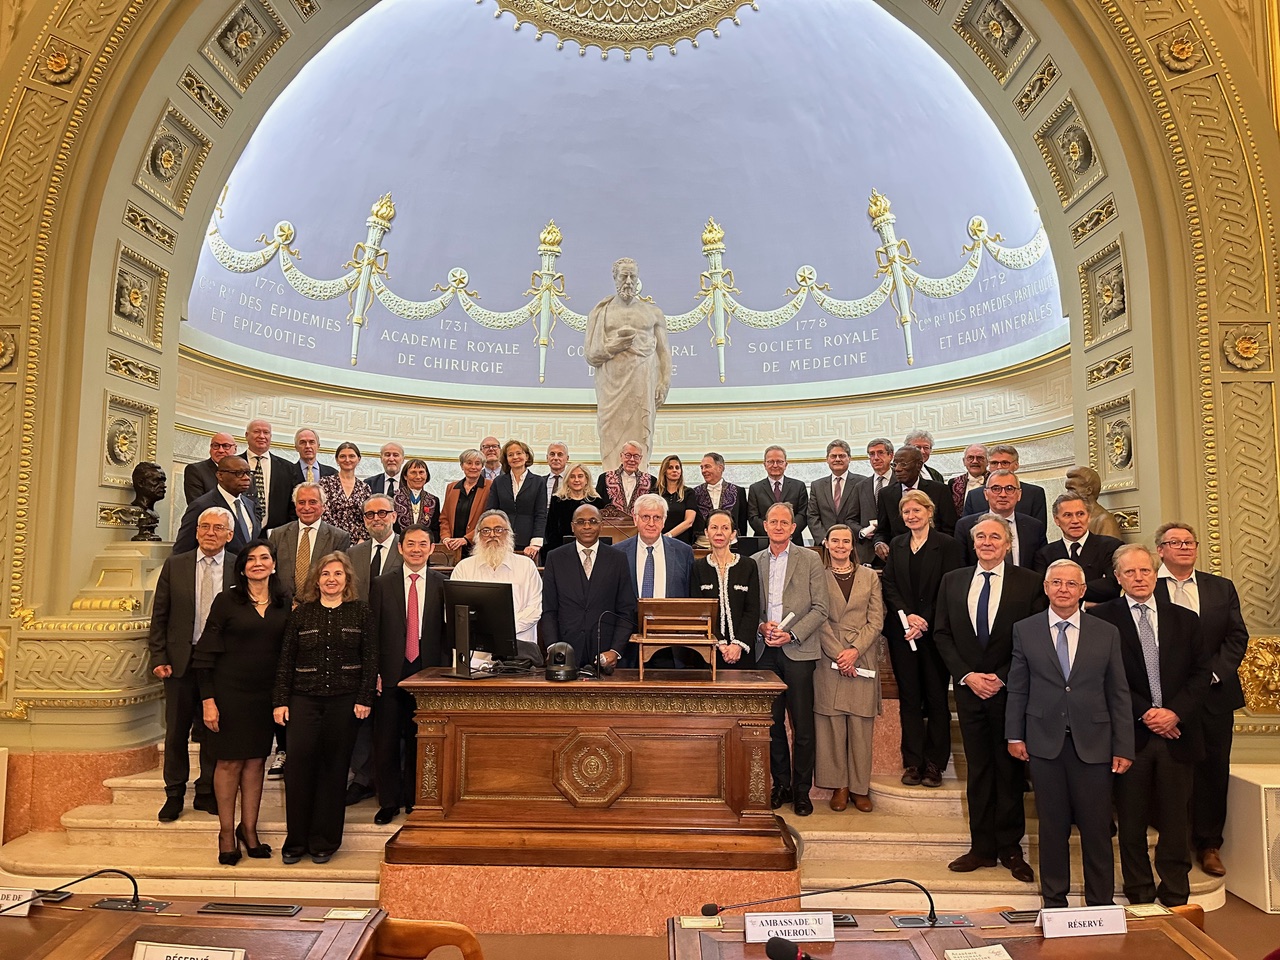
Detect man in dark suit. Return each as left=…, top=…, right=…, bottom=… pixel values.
left=183, top=432, right=237, bottom=503
left=748, top=446, right=809, bottom=546
left=935, top=514, right=1047, bottom=882
left=148, top=506, right=237, bottom=822
left=961, top=444, right=1047, bottom=525
left=541, top=503, right=638, bottom=671
left=173, top=456, right=262, bottom=554
left=1006, top=559, right=1134, bottom=907
left=954, top=470, right=1047, bottom=570
left=1089, top=544, right=1211, bottom=906
left=753, top=502, right=829, bottom=817
left=241, top=418, right=295, bottom=531
left=807, top=439, right=864, bottom=552
left=873, top=446, right=957, bottom=560
left=366, top=441, right=405, bottom=498
left=692, top=452, right=748, bottom=542
left=904, top=429, right=944, bottom=483
left=368, top=524, right=446, bottom=825
left=1034, top=493, right=1122, bottom=605
left=616, top=494, right=695, bottom=668
left=290, top=427, right=336, bottom=486
left=268, top=482, right=352, bottom=596
left=854, top=437, right=895, bottom=564
left=1154, top=521, right=1248, bottom=879
left=349, top=495, right=401, bottom=601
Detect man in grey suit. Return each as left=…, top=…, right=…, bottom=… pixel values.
left=148, top=506, right=237, bottom=822
left=268, top=482, right=352, bottom=596
left=806, top=439, right=864, bottom=551
left=349, top=495, right=401, bottom=602
left=1006, top=559, right=1134, bottom=908
left=754, top=502, right=829, bottom=816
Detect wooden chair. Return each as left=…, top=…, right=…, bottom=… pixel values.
left=371, top=917, right=485, bottom=960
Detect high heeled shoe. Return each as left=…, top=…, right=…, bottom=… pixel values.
left=217, top=835, right=241, bottom=866
left=236, top=823, right=271, bottom=858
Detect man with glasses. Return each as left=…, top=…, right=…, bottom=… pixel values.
left=541, top=504, right=637, bottom=671
left=241, top=418, right=295, bottom=530
left=872, top=446, right=957, bottom=560
left=1006, top=560, right=1133, bottom=908
left=616, top=494, right=695, bottom=667
left=350, top=495, right=400, bottom=601
left=183, top=432, right=238, bottom=502
left=480, top=437, right=503, bottom=481
left=948, top=443, right=988, bottom=516
left=173, top=455, right=261, bottom=554
left=596, top=440, right=656, bottom=514
left=954, top=469, right=1046, bottom=569
left=453, top=510, right=544, bottom=664
left=808, top=439, right=864, bottom=554
left=960, top=444, right=1047, bottom=525
left=748, top=446, right=809, bottom=546
left=1154, top=522, right=1248, bottom=879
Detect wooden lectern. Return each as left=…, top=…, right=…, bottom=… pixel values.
left=632, top=598, right=721, bottom=679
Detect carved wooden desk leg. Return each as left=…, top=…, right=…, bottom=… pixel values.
left=415, top=715, right=448, bottom=818
left=737, top=717, right=774, bottom=814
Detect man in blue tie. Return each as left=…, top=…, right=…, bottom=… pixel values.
left=934, top=515, right=1047, bottom=882
left=172, top=456, right=262, bottom=554
left=615, top=494, right=695, bottom=667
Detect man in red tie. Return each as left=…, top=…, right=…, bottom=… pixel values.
left=748, top=446, right=809, bottom=546
left=806, top=439, right=863, bottom=551
left=369, top=524, right=444, bottom=825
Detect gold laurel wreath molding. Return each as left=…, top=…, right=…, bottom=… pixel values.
left=482, top=0, right=760, bottom=59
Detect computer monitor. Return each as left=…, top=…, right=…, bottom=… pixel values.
left=443, top=579, right=521, bottom=678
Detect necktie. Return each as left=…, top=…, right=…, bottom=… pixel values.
left=875, top=474, right=885, bottom=500
left=833, top=476, right=843, bottom=512
left=1009, top=523, right=1019, bottom=565
left=1136, top=603, right=1162, bottom=707
left=387, top=477, right=396, bottom=498
left=251, top=456, right=266, bottom=524
left=370, top=543, right=383, bottom=579
left=642, top=545, right=655, bottom=598
left=295, top=526, right=311, bottom=593
left=773, top=481, right=782, bottom=503
left=975, top=571, right=993, bottom=648
left=551, top=474, right=561, bottom=496
left=196, top=556, right=215, bottom=640
left=1171, top=578, right=1192, bottom=609
left=582, top=548, right=594, bottom=578
left=1055, top=620, right=1071, bottom=679
left=406, top=573, right=420, bottom=663
left=1070, top=541, right=1081, bottom=561
left=234, top=498, right=251, bottom=540
left=306, top=463, right=314, bottom=483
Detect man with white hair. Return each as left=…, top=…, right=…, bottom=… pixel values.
left=367, top=441, right=406, bottom=498
left=452, top=509, right=544, bottom=664
left=905, top=429, right=944, bottom=483
left=241, top=418, right=296, bottom=530
left=545, top=442, right=570, bottom=506
left=596, top=439, right=656, bottom=513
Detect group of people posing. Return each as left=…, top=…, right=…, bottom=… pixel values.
left=154, top=420, right=1247, bottom=912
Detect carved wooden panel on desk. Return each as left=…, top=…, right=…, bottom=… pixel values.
left=388, top=669, right=795, bottom=870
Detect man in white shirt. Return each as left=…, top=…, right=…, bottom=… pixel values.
left=953, top=470, right=1047, bottom=569
left=268, top=482, right=352, bottom=596
left=807, top=439, right=863, bottom=552
left=241, top=418, right=294, bottom=530
left=855, top=437, right=895, bottom=561
left=452, top=509, right=544, bottom=664
left=291, top=428, right=335, bottom=486
left=545, top=442, right=569, bottom=505
left=480, top=437, right=503, bottom=481
left=947, top=443, right=988, bottom=517
left=1033, top=493, right=1122, bottom=605
left=350, top=495, right=400, bottom=601
left=367, top=442, right=405, bottom=497
left=693, top=451, right=747, bottom=544
left=615, top=494, right=696, bottom=667
left=905, top=428, right=944, bottom=483
left=595, top=439, right=657, bottom=513
left=173, top=456, right=261, bottom=554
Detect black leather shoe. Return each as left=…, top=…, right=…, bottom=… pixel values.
left=900, top=766, right=922, bottom=786
left=311, top=851, right=334, bottom=864
left=157, top=796, right=183, bottom=822
left=374, top=806, right=399, bottom=825
left=236, top=823, right=271, bottom=859
left=921, top=763, right=943, bottom=788
left=344, top=782, right=375, bottom=806
left=948, top=851, right=997, bottom=872
left=192, top=794, right=218, bottom=815
left=1001, top=852, right=1036, bottom=883
left=770, top=785, right=793, bottom=810
left=792, top=794, right=813, bottom=816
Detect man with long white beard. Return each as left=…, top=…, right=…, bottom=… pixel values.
left=452, top=509, right=544, bottom=664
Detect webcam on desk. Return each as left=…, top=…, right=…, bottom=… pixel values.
left=545, top=642, right=578, bottom=681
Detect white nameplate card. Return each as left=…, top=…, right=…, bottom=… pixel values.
left=944, top=946, right=1012, bottom=960
left=133, top=942, right=246, bottom=960
left=744, top=911, right=835, bottom=943
left=0, top=887, right=36, bottom=917
left=1039, top=905, right=1127, bottom=939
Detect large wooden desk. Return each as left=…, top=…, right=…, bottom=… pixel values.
left=6, top=895, right=384, bottom=960
left=667, top=911, right=1235, bottom=959
left=388, top=668, right=794, bottom=870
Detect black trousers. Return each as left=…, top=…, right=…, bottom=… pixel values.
left=1029, top=735, right=1115, bottom=908
left=757, top=647, right=817, bottom=794
left=162, top=671, right=215, bottom=800
left=1115, top=736, right=1193, bottom=905
left=886, top=636, right=951, bottom=772
left=283, top=693, right=360, bottom=857
left=373, top=679, right=419, bottom=809
left=954, top=685, right=1025, bottom=859
left=1192, top=709, right=1233, bottom=851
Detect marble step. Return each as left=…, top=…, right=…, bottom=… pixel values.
left=106, top=767, right=288, bottom=807
left=866, top=775, right=1038, bottom=820
left=61, top=800, right=398, bottom=852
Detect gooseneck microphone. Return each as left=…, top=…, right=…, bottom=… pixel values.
left=585, top=609, right=635, bottom=678
left=765, top=937, right=812, bottom=960
left=701, top=877, right=938, bottom=925
left=0, top=867, right=169, bottom=915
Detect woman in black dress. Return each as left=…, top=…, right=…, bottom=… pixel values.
left=544, top=463, right=606, bottom=555
left=272, top=552, right=377, bottom=864
left=880, top=489, right=964, bottom=788
left=195, top=539, right=290, bottom=865
left=690, top=509, right=760, bottom=668
left=657, top=454, right=699, bottom=544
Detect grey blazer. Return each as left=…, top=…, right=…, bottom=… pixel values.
left=349, top=534, right=403, bottom=602
left=1005, top=611, right=1134, bottom=765
left=752, top=545, right=829, bottom=661
left=806, top=473, right=866, bottom=548
left=269, top=520, right=353, bottom=596
left=147, top=549, right=238, bottom=677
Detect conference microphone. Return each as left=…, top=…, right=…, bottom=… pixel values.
left=0, top=867, right=170, bottom=915
left=701, top=877, right=939, bottom=925
left=765, top=937, right=812, bottom=960
left=586, top=609, right=636, bottom=678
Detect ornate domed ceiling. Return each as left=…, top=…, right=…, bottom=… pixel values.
left=184, top=0, right=1065, bottom=404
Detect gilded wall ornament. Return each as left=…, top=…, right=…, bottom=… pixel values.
left=122, top=203, right=176, bottom=252
left=1096, top=264, right=1125, bottom=323
left=38, top=41, right=83, bottom=84
left=1156, top=28, right=1204, bottom=73
left=1085, top=347, right=1132, bottom=387
left=1240, top=637, right=1280, bottom=714
left=1057, top=124, right=1094, bottom=174
left=148, top=134, right=184, bottom=183
left=1223, top=325, right=1269, bottom=371
left=1105, top=419, right=1132, bottom=469
left=219, top=9, right=267, bottom=66
left=1014, top=56, right=1058, bottom=118
left=977, top=0, right=1021, bottom=56
left=0, top=330, right=15, bottom=370
left=114, top=269, right=149, bottom=323
left=106, top=418, right=139, bottom=465
left=1070, top=194, right=1117, bottom=246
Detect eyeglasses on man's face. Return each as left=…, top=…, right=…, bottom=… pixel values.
left=363, top=508, right=393, bottom=519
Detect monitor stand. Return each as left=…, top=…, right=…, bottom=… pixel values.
left=443, top=602, right=497, bottom=679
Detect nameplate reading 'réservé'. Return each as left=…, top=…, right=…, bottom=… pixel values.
left=132, top=942, right=246, bottom=960
left=1040, top=904, right=1127, bottom=939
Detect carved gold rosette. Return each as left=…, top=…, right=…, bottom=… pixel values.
left=484, top=0, right=759, bottom=58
